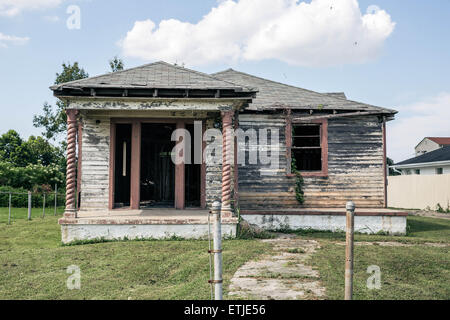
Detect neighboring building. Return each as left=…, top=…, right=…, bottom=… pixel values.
left=52, top=61, right=407, bottom=243
left=415, top=137, right=450, bottom=156
left=393, top=145, right=450, bottom=175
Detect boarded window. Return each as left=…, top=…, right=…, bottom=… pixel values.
left=292, top=124, right=322, bottom=171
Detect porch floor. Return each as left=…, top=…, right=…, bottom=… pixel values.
left=60, top=208, right=238, bottom=225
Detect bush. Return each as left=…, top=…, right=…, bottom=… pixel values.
left=0, top=161, right=65, bottom=190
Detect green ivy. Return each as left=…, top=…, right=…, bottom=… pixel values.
left=291, top=156, right=305, bottom=204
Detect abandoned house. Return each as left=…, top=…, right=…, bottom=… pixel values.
left=52, top=61, right=407, bottom=243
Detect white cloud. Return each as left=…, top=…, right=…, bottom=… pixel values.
left=0, top=0, right=63, bottom=17
left=0, top=32, right=30, bottom=47
left=387, top=92, right=450, bottom=162
left=120, top=0, right=395, bottom=67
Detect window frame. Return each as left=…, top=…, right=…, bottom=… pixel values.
left=286, top=117, right=328, bottom=177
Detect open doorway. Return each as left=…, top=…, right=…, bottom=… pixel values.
left=114, top=124, right=131, bottom=207
left=185, top=123, right=201, bottom=207
left=140, top=123, right=176, bottom=208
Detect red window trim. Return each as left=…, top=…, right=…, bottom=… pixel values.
left=286, top=117, right=328, bottom=177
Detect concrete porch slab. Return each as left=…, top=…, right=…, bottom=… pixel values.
left=59, top=208, right=238, bottom=244
left=240, top=208, right=407, bottom=235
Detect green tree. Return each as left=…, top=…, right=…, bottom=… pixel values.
left=24, top=135, right=64, bottom=167
left=387, top=157, right=400, bottom=176
left=0, top=130, right=63, bottom=167
left=109, top=56, right=124, bottom=72
left=33, top=62, right=88, bottom=141
left=0, top=130, right=33, bottom=167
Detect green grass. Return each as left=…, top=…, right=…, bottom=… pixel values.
left=290, top=216, right=450, bottom=243
left=307, top=216, right=450, bottom=300
left=0, top=211, right=270, bottom=300
left=1, top=208, right=449, bottom=300
left=0, top=206, right=65, bottom=224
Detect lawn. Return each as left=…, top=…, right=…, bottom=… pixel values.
left=0, top=209, right=270, bottom=300
left=305, top=216, right=450, bottom=300
left=0, top=208, right=449, bottom=300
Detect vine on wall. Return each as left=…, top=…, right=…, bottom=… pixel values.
left=291, top=157, right=305, bottom=204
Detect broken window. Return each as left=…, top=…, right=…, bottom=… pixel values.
left=291, top=124, right=322, bottom=171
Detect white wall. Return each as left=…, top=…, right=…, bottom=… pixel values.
left=400, top=165, right=450, bottom=175
left=388, top=174, right=450, bottom=210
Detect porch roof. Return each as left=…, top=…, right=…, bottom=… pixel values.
left=50, top=61, right=257, bottom=99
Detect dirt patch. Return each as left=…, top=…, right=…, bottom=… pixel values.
left=335, top=241, right=449, bottom=247
left=408, top=210, right=450, bottom=220
left=228, top=235, right=326, bottom=300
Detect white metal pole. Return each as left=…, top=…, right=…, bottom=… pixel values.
left=42, top=193, right=46, bottom=218
left=27, top=191, right=32, bottom=221
left=54, top=184, right=57, bottom=216
left=8, top=192, right=11, bottom=224
left=345, top=201, right=355, bottom=300
left=211, top=201, right=223, bottom=300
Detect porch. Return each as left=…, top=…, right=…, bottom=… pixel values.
left=59, top=208, right=239, bottom=243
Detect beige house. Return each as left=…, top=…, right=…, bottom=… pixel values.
left=415, top=137, right=450, bottom=156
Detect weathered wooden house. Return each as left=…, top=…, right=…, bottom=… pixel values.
left=53, top=61, right=407, bottom=243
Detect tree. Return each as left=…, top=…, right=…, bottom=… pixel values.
left=387, top=157, right=400, bottom=176
left=0, top=130, right=63, bottom=167
left=33, top=62, right=88, bottom=141
left=109, top=56, right=124, bottom=72
left=0, top=130, right=28, bottom=167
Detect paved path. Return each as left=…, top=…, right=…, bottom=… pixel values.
left=228, top=235, right=326, bottom=300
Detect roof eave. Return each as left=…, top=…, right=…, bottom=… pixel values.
left=392, top=160, right=450, bottom=169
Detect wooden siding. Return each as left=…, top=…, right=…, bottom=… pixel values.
left=80, top=110, right=222, bottom=211
left=80, top=113, right=111, bottom=210
left=238, top=114, right=385, bottom=209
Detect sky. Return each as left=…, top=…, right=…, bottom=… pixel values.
left=0, top=0, right=449, bottom=162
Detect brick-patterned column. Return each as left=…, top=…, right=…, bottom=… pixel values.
left=221, top=108, right=234, bottom=217
left=64, top=109, right=78, bottom=218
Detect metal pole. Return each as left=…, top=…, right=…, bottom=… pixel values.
left=54, top=184, right=57, bottom=216
left=8, top=192, right=11, bottom=225
left=211, top=201, right=223, bottom=300
left=27, top=191, right=32, bottom=221
left=345, top=201, right=355, bottom=300
left=42, top=193, right=46, bottom=218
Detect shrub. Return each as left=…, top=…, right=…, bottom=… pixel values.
left=0, top=161, right=65, bottom=190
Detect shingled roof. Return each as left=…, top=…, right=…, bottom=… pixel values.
left=395, top=146, right=450, bottom=166
left=50, top=61, right=256, bottom=98
left=212, top=69, right=396, bottom=114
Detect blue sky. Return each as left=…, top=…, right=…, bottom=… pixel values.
left=0, top=0, right=449, bottom=162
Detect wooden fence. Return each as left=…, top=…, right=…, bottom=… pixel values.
left=387, top=174, right=450, bottom=210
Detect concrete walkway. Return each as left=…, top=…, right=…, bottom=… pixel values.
left=228, top=235, right=326, bottom=300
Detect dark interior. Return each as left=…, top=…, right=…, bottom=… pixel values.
left=114, top=124, right=132, bottom=207
left=140, top=123, right=176, bottom=208
left=185, top=124, right=201, bottom=207
left=292, top=124, right=322, bottom=171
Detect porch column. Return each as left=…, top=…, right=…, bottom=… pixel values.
left=175, top=121, right=186, bottom=209
left=221, top=108, right=234, bottom=218
left=130, top=121, right=141, bottom=210
left=64, top=109, right=78, bottom=218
